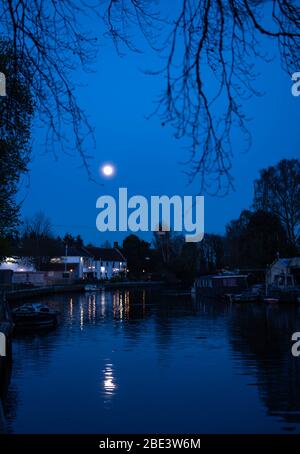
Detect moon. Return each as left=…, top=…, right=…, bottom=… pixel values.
left=101, top=163, right=115, bottom=177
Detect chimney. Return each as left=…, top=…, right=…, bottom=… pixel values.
left=113, top=241, right=119, bottom=249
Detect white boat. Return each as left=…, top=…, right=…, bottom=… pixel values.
left=84, top=284, right=98, bottom=292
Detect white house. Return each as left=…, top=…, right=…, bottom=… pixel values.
left=48, top=246, right=94, bottom=279
left=0, top=244, right=127, bottom=282
left=84, top=246, right=127, bottom=280
left=0, top=246, right=93, bottom=283
left=266, top=257, right=300, bottom=288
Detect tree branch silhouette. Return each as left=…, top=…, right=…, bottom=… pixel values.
left=104, top=0, right=300, bottom=194
left=1, top=1, right=300, bottom=193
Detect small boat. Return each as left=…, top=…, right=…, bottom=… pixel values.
left=263, top=297, right=279, bottom=304
left=12, top=304, right=59, bottom=328
left=228, top=285, right=264, bottom=303
left=84, top=284, right=98, bottom=292
left=230, top=293, right=260, bottom=303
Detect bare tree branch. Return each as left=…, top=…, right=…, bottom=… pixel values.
left=0, top=0, right=99, bottom=177
left=2, top=1, right=300, bottom=194
left=104, top=0, right=300, bottom=194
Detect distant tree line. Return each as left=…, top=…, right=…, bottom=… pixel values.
left=1, top=2, right=300, bottom=263
left=155, top=159, right=299, bottom=284
left=131, top=158, right=299, bottom=284
left=2, top=211, right=85, bottom=270
left=1, top=1, right=300, bottom=249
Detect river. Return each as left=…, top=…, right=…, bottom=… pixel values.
left=2, top=288, right=300, bottom=433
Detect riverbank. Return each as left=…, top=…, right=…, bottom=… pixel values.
left=104, top=280, right=165, bottom=289
left=1, top=281, right=165, bottom=301
left=5, top=284, right=85, bottom=302
left=0, top=296, right=13, bottom=395
left=4, top=281, right=167, bottom=302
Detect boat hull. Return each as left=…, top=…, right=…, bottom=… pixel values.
left=12, top=313, right=58, bottom=328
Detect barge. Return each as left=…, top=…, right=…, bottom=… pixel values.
left=193, top=273, right=249, bottom=298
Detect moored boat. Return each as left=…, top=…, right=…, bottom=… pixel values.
left=193, top=273, right=249, bottom=298
left=266, top=286, right=300, bottom=304
left=84, top=284, right=98, bottom=292
left=263, top=297, right=280, bottom=304
left=12, top=303, right=59, bottom=328
left=229, top=284, right=265, bottom=303
left=230, top=293, right=260, bottom=303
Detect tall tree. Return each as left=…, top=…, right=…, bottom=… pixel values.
left=198, top=233, right=225, bottom=274
left=123, top=234, right=151, bottom=278
left=253, top=159, right=300, bottom=247
left=226, top=209, right=290, bottom=268
left=0, top=1, right=97, bottom=169
left=0, top=40, right=33, bottom=257
left=63, top=233, right=84, bottom=248
left=21, top=212, right=55, bottom=269
left=226, top=210, right=253, bottom=267
left=171, top=242, right=200, bottom=285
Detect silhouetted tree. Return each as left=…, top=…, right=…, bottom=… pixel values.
left=170, top=241, right=202, bottom=285
left=123, top=234, right=151, bottom=278
left=101, top=240, right=112, bottom=248
left=254, top=159, right=300, bottom=248
left=21, top=212, right=56, bottom=269
left=198, top=233, right=225, bottom=274
left=0, top=2, right=97, bottom=169
left=226, top=210, right=290, bottom=268
left=105, top=0, right=300, bottom=193
left=152, top=230, right=224, bottom=283
left=2, top=1, right=300, bottom=192
left=0, top=40, right=33, bottom=257
left=226, top=210, right=253, bottom=267
left=152, top=226, right=175, bottom=266
left=63, top=233, right=84, bottom=247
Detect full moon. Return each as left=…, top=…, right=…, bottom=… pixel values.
left=101, top=164, right=115, bottom=177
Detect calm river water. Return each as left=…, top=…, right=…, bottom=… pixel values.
left=2, top=289, right=300, bottom=433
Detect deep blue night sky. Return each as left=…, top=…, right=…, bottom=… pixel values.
left=19, top=11, right=300, bottom=245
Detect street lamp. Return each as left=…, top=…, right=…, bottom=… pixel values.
left=64, top=243, right=68, bottom=273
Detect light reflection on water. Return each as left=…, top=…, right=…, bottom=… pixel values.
left=1, top=289, right=300, bottom=434
left=102, top=363, right=117, bottom=404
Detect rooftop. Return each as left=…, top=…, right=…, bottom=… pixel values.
left=274, top=257, right=300, bottom=268
left=83, top=247, right=126, bottom=262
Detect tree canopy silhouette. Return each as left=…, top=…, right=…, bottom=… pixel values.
left=254, top=158, right=300, bottom=248
left=0, top=40, right=33, bottom=256
left=1, top=0, right=300, bottom=193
